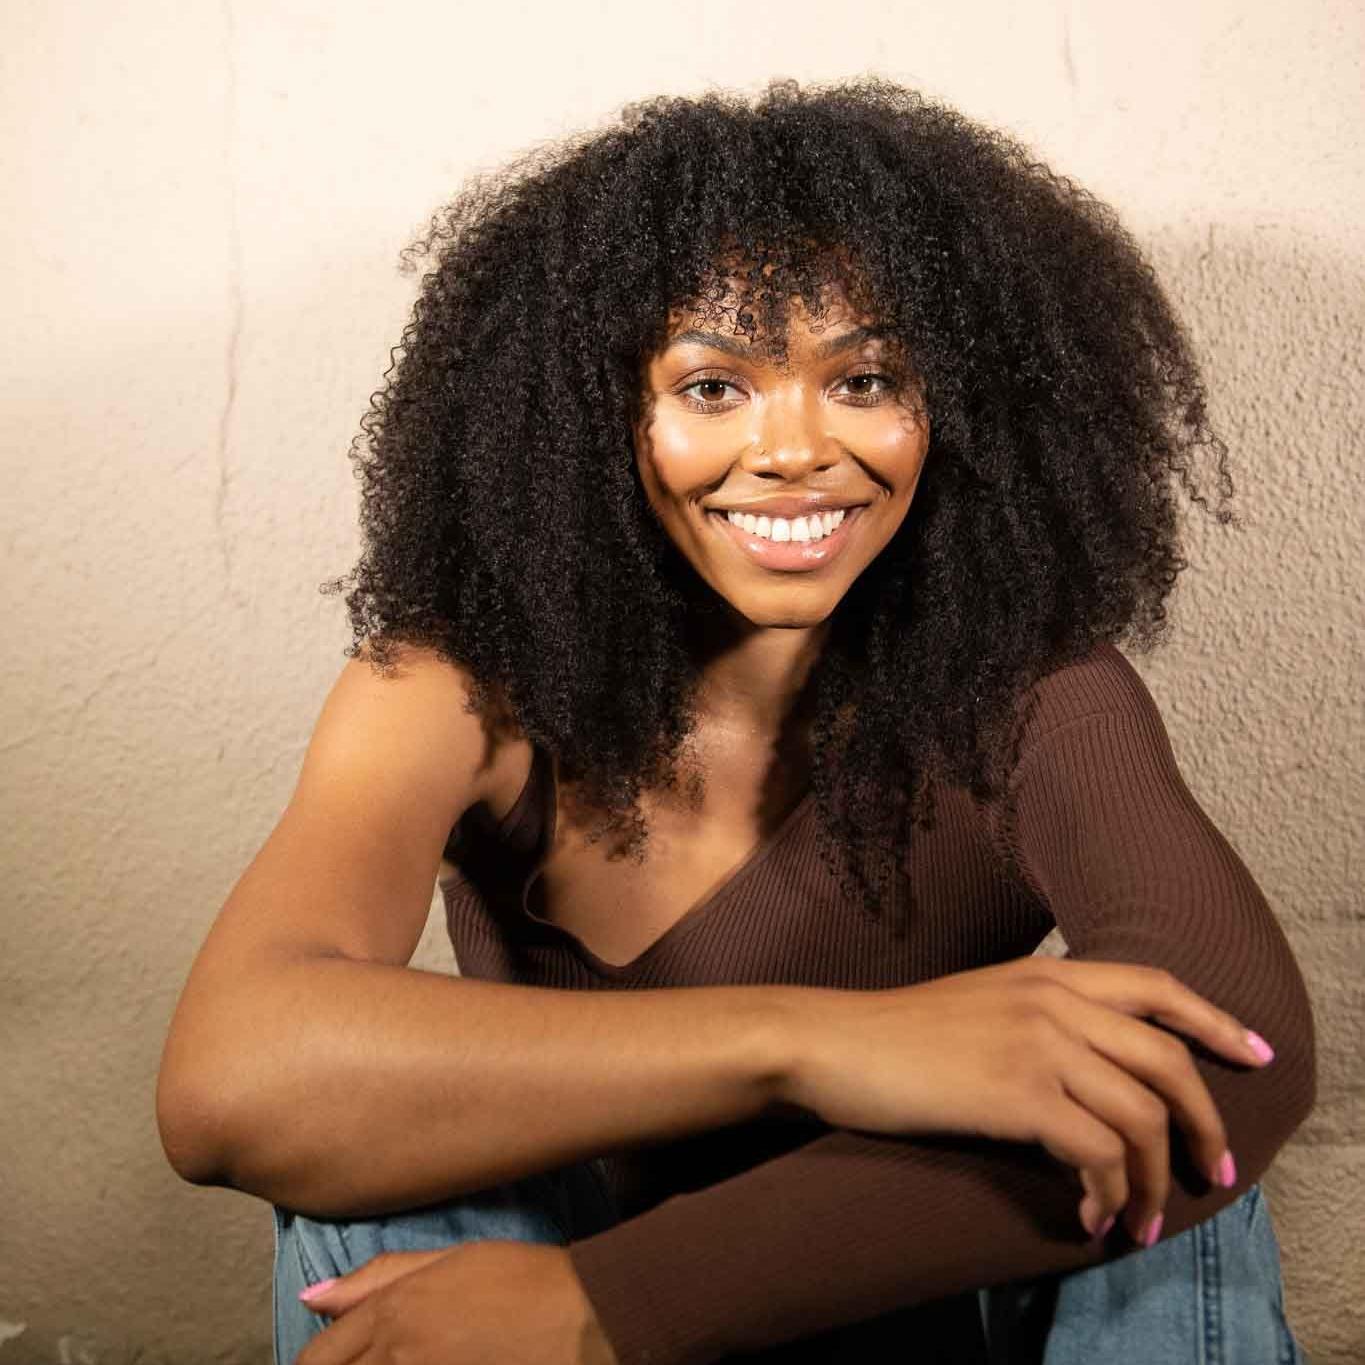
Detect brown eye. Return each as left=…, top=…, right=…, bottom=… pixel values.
left=839, top=371, right=896, bottom=405
left=678, top=373, right=744, bottom=410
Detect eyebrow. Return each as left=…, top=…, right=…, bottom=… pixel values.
left=663, top=324, right=892, bottom=361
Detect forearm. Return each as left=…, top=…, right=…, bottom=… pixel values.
left=569, top=1012, right=1314, bottom=1365
left=157, top=955, right=797, bottom=1218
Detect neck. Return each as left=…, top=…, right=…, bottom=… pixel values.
left=684, top=600, right=830, bottom=743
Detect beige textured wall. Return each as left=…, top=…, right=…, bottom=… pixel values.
left=2, top=1, right=1361, bottom=1361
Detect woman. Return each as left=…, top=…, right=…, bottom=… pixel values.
left=156, top=77, right=1316, bottom=1363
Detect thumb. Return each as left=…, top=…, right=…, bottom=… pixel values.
left=298, top=1249, right=447, bottom=1317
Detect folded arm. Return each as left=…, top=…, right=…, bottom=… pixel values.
left=566, top=648, right=1317, bottom=1365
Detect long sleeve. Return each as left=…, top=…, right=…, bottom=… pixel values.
left=565, top=645, right=1317, bottom=1365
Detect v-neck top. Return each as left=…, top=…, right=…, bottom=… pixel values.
left=442, top=743, right=823, bottom=982
left=436, top=642, right=1317, bottom=1365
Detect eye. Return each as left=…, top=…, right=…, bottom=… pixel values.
left=673, top=367, right=902, bottom=412
left=677, top=371, right=745, bottom=411
left=838, top=370, right=897, bottom=406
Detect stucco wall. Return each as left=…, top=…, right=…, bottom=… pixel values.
left=1, top=1, right=1361, bottom=1361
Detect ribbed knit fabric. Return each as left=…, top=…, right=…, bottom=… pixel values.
left=439, top=641, right=1317, bottom=1365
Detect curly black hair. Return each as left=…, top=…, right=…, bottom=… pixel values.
left=320, top=74, right=1237, bottom=930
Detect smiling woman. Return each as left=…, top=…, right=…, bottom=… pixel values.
left=156, top=75, right=1315, bottom=1365
left=636, top=290, right=931, bottom=621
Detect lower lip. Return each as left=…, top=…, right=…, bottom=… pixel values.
left=708, top=506, right=867, bottom=572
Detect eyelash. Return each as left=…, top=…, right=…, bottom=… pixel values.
left=676, top=368, right=898, bottom=411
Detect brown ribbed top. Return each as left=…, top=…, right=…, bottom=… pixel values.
left=438, top=642, right=1317, bottom=1365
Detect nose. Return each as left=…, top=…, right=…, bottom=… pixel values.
left=738, top=384, right=839, bottom=481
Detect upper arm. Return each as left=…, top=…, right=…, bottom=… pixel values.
left=190, top=643, right=500, bottom=974
left=992, top=654, right=1316, bottom=1131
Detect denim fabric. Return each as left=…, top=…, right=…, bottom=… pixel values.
left=272, top=1158, right=618, bottom=1363
left=273, top=1166, right=1307, bottom=1364
left=977, top=1182, right=1309, bottom=1364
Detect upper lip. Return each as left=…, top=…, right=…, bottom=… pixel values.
left=706, top=496, right=869, bottom=518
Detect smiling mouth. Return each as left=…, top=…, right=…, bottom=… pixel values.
left=706, top=505, right=866, bottom=572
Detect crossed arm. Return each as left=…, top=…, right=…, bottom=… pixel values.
left=563, top=684, right=1317, bottom=1364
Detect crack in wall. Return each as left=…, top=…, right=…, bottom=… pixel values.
left=216, top=0, right=243, bottom=600
left=1060, top=0, right=1077, bottom=94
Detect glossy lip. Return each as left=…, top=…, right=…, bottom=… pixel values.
left=707, top=504, right=866, bottom=573
left=705, top=496, right=869, bottom=519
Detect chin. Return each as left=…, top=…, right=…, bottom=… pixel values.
left=724, top=592, right=841, bottom=630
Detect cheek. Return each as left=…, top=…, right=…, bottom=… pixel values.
left=858, top=412, right=929, bottom=490
left=641, top=416, right=732, bottom=502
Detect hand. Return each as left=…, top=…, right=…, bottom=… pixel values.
left=295, top=1240, right=619, bottom=1365
left=776, top=956, right=1274, bottom=1247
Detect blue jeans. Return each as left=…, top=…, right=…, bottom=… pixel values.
left=273, top=1163, right=1308, bottom=1363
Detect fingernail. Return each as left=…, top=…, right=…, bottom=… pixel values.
left=1142, top=1213, right=1164, bottom=1247
left=1215, top=1149, right=1237, bottom=1188
left=1089, top=1213, right=1115, bottom=1245
left=299, top=1278, right=337, bottom=1302
left=1245, top=1030, right=1275, bottom=1064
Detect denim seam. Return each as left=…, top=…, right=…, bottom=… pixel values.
left=293, top=1222, right=323, bottom=1288
left=274, top=1211, right=331, bottom=1363
left=271, top=1210, right=284, bottom=1365
left=1196, top=1199, right=1223, bottom=1365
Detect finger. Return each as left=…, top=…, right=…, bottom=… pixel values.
left=1039, top=959, right=1272, bottom=1069
left=302, top=1250, right=447, bottom=1318
left=1034, top=1091, right=1129, bottom=1238
left=1076, top=1168, right=1116, bottom=1246
left=1061, top=1043, right=1171, bottom=1246
left=1064, top=994, right=1233, bottom=1190
left=295, top=1298, right=372, bottom=1365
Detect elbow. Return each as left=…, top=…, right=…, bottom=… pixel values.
left=1269, top=953, right=1319, bottom=1138
left=156, top=1048, right=320, bottom=1204
left=156, top=1027, right=272, bottom=1189
left=1234, top=976, right=1319, bottom=1181
left=1274, top=990, right=1318, bottom=1143
left=155, top=1062, right=236, bottom=1187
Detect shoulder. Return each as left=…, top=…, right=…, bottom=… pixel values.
left=1009, top=640, right=1168, bottom=755
left=326, top=639, right=533, bottom=817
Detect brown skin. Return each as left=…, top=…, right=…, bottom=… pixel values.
left=634, top=281, right=930, bottom=747
left=297, top=1243, right=617, bottom=1365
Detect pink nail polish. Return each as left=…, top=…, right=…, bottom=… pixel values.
left=1143, top=1213, right=1164, bottom=1247
left=299, top=1277, right=337, bottom=1302
left=1216, top=1150, right=1237, bottom=1188
left=1245, top=1030, right=1275, bottom=1064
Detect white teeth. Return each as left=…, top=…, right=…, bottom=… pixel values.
left=723, top=507, right=849, bottom=542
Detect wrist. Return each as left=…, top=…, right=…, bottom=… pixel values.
left=757, top=985, right=826, bottom=1116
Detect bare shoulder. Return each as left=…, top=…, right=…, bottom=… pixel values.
left=310, top=640, right=534, bottom=833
